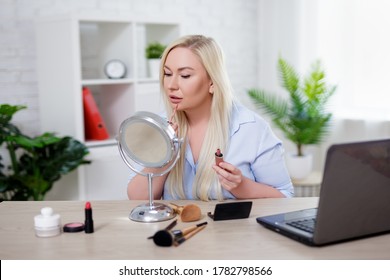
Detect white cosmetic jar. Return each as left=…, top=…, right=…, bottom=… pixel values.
left=34, top=207, right=61, bottom=237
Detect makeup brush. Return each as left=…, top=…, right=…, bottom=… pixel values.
left=147, top=219, right=177, bottom=240
left=174, top=224, right=207, bottom=246
left=169, top=203, right=201, bottom=222
left=153, top=221, right=207, bottom=247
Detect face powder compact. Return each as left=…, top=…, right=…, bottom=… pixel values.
left=63, top=222, right=85, bottom=233
left=34, top=207, right=61, bottom=237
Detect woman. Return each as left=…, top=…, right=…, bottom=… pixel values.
left=127, top=35, right=293, bottom=201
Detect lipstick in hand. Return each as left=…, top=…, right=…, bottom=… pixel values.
left=215, top=148, right=224, bottom=166
left=84, top=201, right=94, bottom=234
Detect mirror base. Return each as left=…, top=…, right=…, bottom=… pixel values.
left=129, top=202, right=176, bottom=222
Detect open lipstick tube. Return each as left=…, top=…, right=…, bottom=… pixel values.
left=215, top=148, right=224, bottom=166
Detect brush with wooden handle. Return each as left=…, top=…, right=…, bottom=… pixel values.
left=153, top=221, right=207, bottom=247
left=169, top=203, right=201, bottom=222
left=173, top=223, right=207, bottom=246
left=147, top=219, right=177, bottom=240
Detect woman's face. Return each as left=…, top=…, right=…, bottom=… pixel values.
left=163, top=47, right=213, bottom=113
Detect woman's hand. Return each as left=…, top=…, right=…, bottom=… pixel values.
left=212, top=161, right=243, bottom=191
left=212, top=161, right=285, bottom=199
left=169, top=121, right=178, bottom=134
left=168, top=104, right=179, bottom=134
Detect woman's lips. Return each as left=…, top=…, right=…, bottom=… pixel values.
left=169, top=95, right=182, bottom=104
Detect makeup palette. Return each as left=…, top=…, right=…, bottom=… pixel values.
left=63, top=222, right=85, bottom=233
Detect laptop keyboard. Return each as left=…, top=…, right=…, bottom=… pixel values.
left=287, top=218, right=316, bottom=233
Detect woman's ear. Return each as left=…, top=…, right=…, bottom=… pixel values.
left=209, top=82, right=214, bottom=94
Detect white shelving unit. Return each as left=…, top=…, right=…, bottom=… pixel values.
left=35, top=15, right=180, bottom=200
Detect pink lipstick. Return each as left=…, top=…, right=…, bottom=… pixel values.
left=84, top=201, right=94, bottom=234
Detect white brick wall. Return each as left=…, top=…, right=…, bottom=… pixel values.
left=0, top=0, right=259, bottom=137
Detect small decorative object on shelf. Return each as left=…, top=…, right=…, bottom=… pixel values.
left=145, top=42, right=166, bottom=79
left=82, top=87, right=110, bottom=141
left=104, top=59, right=127, bottom=79
left=145, top=42, right=166, bottom=59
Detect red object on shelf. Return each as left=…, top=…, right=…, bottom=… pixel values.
left=82, top=87, right=109, bottom=140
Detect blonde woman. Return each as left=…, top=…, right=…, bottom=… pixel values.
left=127, top=35, right=293, bottom=201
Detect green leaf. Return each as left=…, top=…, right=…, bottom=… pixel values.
left=0, top=104, right=26, bottom=125
left=145, top=42, right=166, bottom=59
left=247, top=57, right=336, bottom=155
left=0, top=103, right=91, bottom=201
left=278, top=57, right=300, bottom=95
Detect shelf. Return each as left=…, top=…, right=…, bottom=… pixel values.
left=137, top=78, right=159, bottom=83
left=85, top=138, right=118, bottom=148
left=82, top=78, right=135, bottom=86
left=36, top=15, right=180, bottom=200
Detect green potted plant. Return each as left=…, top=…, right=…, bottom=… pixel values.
left=248, top=57, right=336, bottom=179
left=145, top=41, right=166, bottom=79
left=0, top=104, right=90, bottom=201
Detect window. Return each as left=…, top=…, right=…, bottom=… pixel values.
left=317, top=0, right=390, bottom=120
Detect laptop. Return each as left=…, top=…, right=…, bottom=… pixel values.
left=256, top=139, right=390, bottom=246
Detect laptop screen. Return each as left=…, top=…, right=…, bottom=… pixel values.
left=314, top=139, right=390, bottom=244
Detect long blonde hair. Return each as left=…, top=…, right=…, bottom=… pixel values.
left=160, top=35, right=234, bottom=201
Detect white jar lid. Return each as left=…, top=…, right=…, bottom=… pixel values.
left=34, top=207, right=61, bottom=228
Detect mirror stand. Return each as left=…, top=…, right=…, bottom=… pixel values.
left=129, top=173, right=176, bottom=222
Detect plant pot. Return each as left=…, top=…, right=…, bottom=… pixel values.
left=285, top=153, right=313, bottom=180
left=148, top=58, right=160, bottom=79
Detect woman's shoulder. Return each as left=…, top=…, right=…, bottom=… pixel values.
left=231, top=101, right=270, bottom=130
left=230, top=102, right=282, bottom=150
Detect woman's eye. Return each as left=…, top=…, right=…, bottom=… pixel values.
left=181, top=75, right=190, bottom=79
left=164, top=72, right=172, bottom=77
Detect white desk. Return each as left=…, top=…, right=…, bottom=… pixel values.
left=1, top=198, right=389, bottom=260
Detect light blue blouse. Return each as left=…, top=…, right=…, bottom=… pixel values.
left=162, top=102, right=294, bottom=199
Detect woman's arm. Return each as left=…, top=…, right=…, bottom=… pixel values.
left=127, top=168, right=168, bottom=200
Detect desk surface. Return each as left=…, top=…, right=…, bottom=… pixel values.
left=1, top=198, right=389, bottom=260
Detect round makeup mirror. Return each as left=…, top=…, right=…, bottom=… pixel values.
left=118, top=111, right=183, bottom=222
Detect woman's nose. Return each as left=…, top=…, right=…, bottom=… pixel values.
left=167, top=75, right=179, bottom=90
